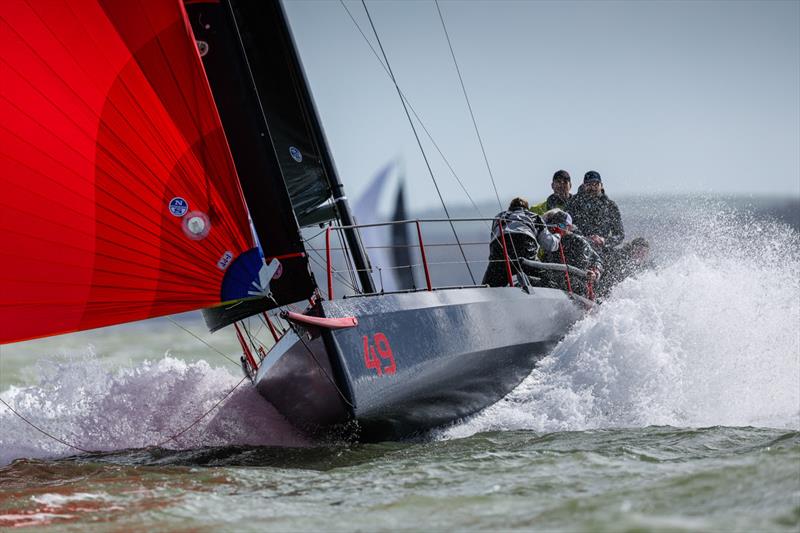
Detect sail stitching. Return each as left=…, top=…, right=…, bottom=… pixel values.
left=0, top=38, right=244, bottom=274
left=4, top=2, right=247, bottom=254
left=0, top=15, right=199, bottom=222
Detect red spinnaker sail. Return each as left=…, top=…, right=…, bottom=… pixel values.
left=0, top=0, right=253, bottom=343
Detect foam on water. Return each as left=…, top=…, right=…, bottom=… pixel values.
left=441, top=209, right=800, bottom=439
left=0, top=354, right=309, bottom=465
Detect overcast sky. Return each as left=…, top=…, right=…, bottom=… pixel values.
left=283, top=0, right=800, bottom=213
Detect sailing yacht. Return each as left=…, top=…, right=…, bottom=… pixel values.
left=0, top=0, right=590, bottom=441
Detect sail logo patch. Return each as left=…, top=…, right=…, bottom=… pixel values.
left=217, top=251, right=234, bottom=270
left=168, top=197, right=189, bottom=217
left=289, top=146, right=302, bottom=163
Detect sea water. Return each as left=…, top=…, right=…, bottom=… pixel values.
left=1, top=199, right=798, bottom=531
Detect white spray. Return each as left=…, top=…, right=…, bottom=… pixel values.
left=442, top=208, right=800, bottom=439
left=0, top=353, right=308, bottom=465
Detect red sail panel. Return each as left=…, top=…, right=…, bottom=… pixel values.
left=0, top=0, right=253, bottom=344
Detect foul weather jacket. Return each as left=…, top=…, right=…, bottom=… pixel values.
left=540, top=232, right=603, bottom=296
left=482, top=208, right=560, bottom=287
left=530, top=193, right=571, bottom=216
left=565, top=192, right=625, bottom=248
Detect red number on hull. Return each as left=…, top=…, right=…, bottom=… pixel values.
left=374, top=333, right=396, bottom=375
left=363, top=335, right=382, bottom=376
left=362, top=332, right=396, bottom=376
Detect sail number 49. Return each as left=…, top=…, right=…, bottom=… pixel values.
left=362, top=333, right=396, bottom=376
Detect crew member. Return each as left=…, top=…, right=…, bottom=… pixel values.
left=531, top=170, right=572, bottom=215
left=540, top=209, right=602, bottom=297
left=566, top=171, right=624, bottom=250
left=482, top=197, right=560, bottom=287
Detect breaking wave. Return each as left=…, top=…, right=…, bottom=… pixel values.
left=441, top=206, right=800, bottom=439
left=0, top=355, right=308, bottom=466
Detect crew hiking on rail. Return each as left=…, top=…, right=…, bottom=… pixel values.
left=565, top=170, right=625, bottom=251
left=539, top=209, right=603, bottom=298
left=482, top=197, right=560, bottom=287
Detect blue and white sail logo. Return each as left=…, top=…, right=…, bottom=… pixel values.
left=217, top=251, right=234, bottom=270
left=168, top=197, right=189, bottom=217
left=289, top=146, right=303, bottom=163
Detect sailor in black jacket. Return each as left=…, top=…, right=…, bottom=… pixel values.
left=565, top=171, right=625, bottom=250
left=540, top=209, right=603, bottom=297
left=482, top=197, right=560, bottom=287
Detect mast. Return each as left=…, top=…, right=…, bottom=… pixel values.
left=272, top=0, right=375, bottom=294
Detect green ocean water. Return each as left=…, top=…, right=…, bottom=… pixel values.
left=1, top=428, right=798, bottom=531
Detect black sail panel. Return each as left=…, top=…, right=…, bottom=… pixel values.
left=391, top=181, right=416, bottom=290
left=223, top=1, right=333, bottom=223
left=185, top=0, right=336, bottom=329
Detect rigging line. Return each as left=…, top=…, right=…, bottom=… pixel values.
left=0, top=397, right=92, bottom=454
left=302, top=225, right=329, bottom=244
left=326, top=197, right=361, bottom=292
left=359, top=0, right=476, bottom=284
left=241, top=321, right=262, bottom=358
left=338, top=0, right=487, bottom=220
left=224, top=0, right=277, bottom=164
left=306, top=245, right=360, bottom=295
left=258, top=312, right=283, bottom=341
left=335, top=224, right=360, bottom=292
left=434, top=0, right=502, bottom=211
left=248, top=315, right=265, bottom=343
left=0, top=373, right=246, bottom=455
left=155, top=375, right=248, bottom=448
left=166, top=317, right=240, bottom=368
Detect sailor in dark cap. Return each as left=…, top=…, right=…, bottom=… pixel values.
left=530, top=170, right=572, bottom=215
left=565, top=170, right=625, bottom=250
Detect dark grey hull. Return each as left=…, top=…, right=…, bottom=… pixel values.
left=254, top=286, right=586, bottom=440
